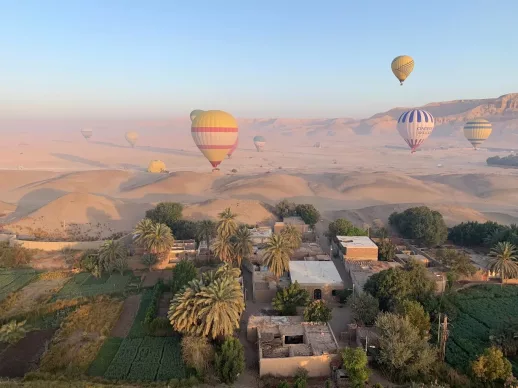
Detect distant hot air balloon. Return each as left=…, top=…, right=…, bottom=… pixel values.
left=396, top=109, right=435, bottom=153
left=81, top=128, right=93, bottom=140
left=463, top=118, right=492, bottom=150
left=191, top=110, right=238, bottom=170
left=391, top=55, right=414, bottom=86
left=190, top=109, right=204, bottom=122
left=125, top=131, right=139, bottom=147
left=227, top=138, right=238, bottom=159
left=253, top=135, right=266, bottom=152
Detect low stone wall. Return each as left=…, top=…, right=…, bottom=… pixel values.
left=11, top=239, right=105, bottom=251
left=259, top=354, right=333, bottom=377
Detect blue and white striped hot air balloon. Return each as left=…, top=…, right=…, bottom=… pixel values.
left=396, top=109, right=435, bottom=153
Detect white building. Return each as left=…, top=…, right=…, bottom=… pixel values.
left=289, top=261, right=344, bottom=301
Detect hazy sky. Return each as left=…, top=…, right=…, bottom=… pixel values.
left=1, top=0, right=517, bottom=119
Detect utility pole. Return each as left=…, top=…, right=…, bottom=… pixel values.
left=439, top=315, right=448, bottom=361
left=437, top=313, right=442, bottom=345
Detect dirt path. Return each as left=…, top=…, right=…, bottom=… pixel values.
left=110, top=294, right=141, bottom=338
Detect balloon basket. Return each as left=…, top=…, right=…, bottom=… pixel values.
left=212, top=168, right=220, bottom=173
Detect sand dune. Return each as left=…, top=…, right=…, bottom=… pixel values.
left=183, top=199, right=275, bottom=226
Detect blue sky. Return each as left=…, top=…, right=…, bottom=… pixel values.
left=1, top=0, right=517, bottom=119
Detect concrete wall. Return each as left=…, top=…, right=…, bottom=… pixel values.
left=343, top=247, right=378, bottom=261
left=11, top=239, right=105, bottom=251
left=301, top=284, right=343, bottom=302
left=259, top=354, right=333, bottom=377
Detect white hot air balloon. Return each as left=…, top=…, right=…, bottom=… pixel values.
left=81, top=128, right=93, bottom=140
left=396, top=109, right=435, bottom=153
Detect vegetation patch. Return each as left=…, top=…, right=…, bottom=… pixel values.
left=445, top=285, right=518, bottom=374
left=87, top=337, right=123, bottom=377
left=0, top=269, right=39, bottom=301
left=53, top=272, right=133, bottom=300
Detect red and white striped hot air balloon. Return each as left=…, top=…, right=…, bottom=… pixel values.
left=227, top=138, right=238, bottom=159
left=191, top=110, right=239, bottom=170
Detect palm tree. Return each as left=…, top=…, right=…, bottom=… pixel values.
left=233, top=225, right=253, bottom=267
left=215, top=262, right=241, bottom=280
left=196, top=220, right=217, bottom=248
left=489, top=242, right=518, bottom=284
left=145, top=222, right=174, bottom=255
left=212, top=235, right=235, bottom=264
left=0, top=320, right=28, bottom=344
left=217, top=208, right=238, bottom=238
left=280, top=224, right=302, bottom=249
left=133, top=218, right=154, bottom=248
left=263, top=234, right=292, bottom=278
left=98, top=240, right=126, bottom=273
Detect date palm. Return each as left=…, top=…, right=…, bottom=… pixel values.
left=263, top=234, right=292, bottom=278
left=489, top=242, right=518, bottom=284
left=98, top=239, right=126, bottom=273
left=212, top=235, right=235, bottom=264
left=0, top=320, right=28, bottom=344
left=133, top=218, right=154, bottom=248
left=280, top=224, right=302, bottom=249
left=196, top=219, right=217, bottom=247
left=233, top=225, right=253, bottom=267
left=217, top=208, right=238, bottom=238
left=143, top=222, right=174, bottom=255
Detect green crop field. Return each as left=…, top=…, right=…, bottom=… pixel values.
left=0, top=269, right=38, bottom=301
left=446, top=285, right=518, bottom=374
left=54, top=272, right=133, bottom=299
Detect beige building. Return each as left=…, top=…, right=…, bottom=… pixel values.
left=335, top=236, right=378, bottom=261
left=289, top=261, right=344, bottom=301
left=345, top=260, right=402, bottom=292
left=274, top=216, right=310, bottom=235
left=248, top=316, right=339, bottom=378
left=249, top=227, right=273, bottom=245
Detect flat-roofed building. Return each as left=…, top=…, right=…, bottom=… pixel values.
left=250, top=227, right=273, bottom=245
left=335, top=236, right=378, bottom=261
left=289, top=261, right=344, bottom=301
left=274, top=216, right=309, bottom=235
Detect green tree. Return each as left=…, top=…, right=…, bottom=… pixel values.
left=326, top=218, right=367, bottom=242
left=212, top=235, right=235, bottom=264
left=98, top=239, right=126, bottom=273
left=171, top=259, right=198, bottom=296
left=304, top=300, right=332, bottom=323
left=133, top=218, right=154, bottom=248
left=169, top=219, right=198, bottom=240
left=388, top=206, right=448, bottom=246
left=435, top=248, right=477, bottom=277
left=342, top=347, right=370, bottom=388
left=489, top=242, right=518, bottom=284
left=280, top=224, right=302, bottom=249
left=0, top=320, right=28, bottom=344
left=377, top=239, right=397, bottom=261
left=141, top=253, right=158, bottom=270
left=233, top=225, right=253, bottom=267
left=145, top=202, right=183, bottom=225
left=263, top=234, right=292, bottom=278
left=112, top=254, right=128, bottom=275
left=364, top=268, right=410, bottom=311
left=181, top=335, right=214, bottom=375
left=472, top=346, right=513, bottom=385
left=448, top=221, right=503, bottom=247
left=375, top=312, right=437, bottom=382
left=196, top=219, right=217, bottom=247
left=348, top=292, right=380, bottom=326
left=272, top=281, right=310, bottom=315
left=146, top=222, right=175, bottom=254
left=274, top=199, right=297, bottom=218
left=214, top=337, right=245, bottom=384
left=217, top=207, right=238, bottom=239
left=396, top=300, right=431, bottom=339
left=295, top=204, right=320, bottom=227
left=168, top=269, right=245, bottom=339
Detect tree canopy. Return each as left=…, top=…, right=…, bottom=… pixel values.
left=342, top=347, right=370, bottom=388
left=274, top=199, right=297, bottom=218
left=472, top=346, right=513, bottom=385
left=273, top=282, right=310, bottom=315
left=326, top=218, right=367, bottom=242
left=295, top=204, right=320, bottom=227
left=389, top=206, right=448, bottom=246
left=303, top=300, right=332, bottom=323
left=146, top=202, right=183, bottom=226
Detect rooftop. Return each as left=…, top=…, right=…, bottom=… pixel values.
left=289, top=261, right=343, bottom=286
left=336, top=236, right=378, bottom=248
left=250, top=227, right=272, bottom=238
left=282, top=216, right=306, bottom=225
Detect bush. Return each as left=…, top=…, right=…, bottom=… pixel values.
left=326, top=218, right=367, bottom=242
left=141, top=253, right=158, bottom=270
left=214, top=337, right=245, bottom=384
left=0, top=242, right=33, bottom=268
left=274, top=200, right=297, bottom=218
left=295, top=204, right=320, bottom=227
left=273, top=282, right=310, bottom=315
left=487, top=154, right=518, bottom=167
left=337, top=288, right=353, bottom=304
left=389, top=206, right=447, bottom=246
left=170, top=260, right=197, bottom=297
left=181, top=335, right=214, bottom=375
left=144, top=280, right=164, bottom=324
left=348, top=293, right=379, bottom=326
left=377, top=239, right=397, bottom=261
left=304, top=300, right=332, bottom=323
left=342, top=347, right=370, bottom=387
left=146, top=202, right=183, bottom=226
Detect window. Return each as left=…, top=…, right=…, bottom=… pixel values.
left=284, top=335, right=304, bottom=345
left=331, top=290, right=337, bottom=296
left=314, top=288, right=322, bottom=300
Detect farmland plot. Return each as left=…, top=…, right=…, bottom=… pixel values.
left=0, top=269, right=38, bottom=301
left=54, top=272, right=133, bottom=299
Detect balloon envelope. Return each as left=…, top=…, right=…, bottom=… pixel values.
left=463, top=118, right=492, bottom=149
left=396, top=109, right=434, bottom=153
left=253, top=135, right=266, bottom=152
left=391, top=55, right=414, bottom=85
left=81, top=128, right=93, bottom=140
left=125, top=131, right=139, bottom=147
left=228, top=138, right=238, bottom=158
left=190, top=109, right=204, bottom=122
left=191, top=110, right=238, bottom=169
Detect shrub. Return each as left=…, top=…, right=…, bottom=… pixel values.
left=170, top=260, right=197, bottom=297
left=181, top=335, right=214, bottom=374
left=342, top=347, right=370, bottom=387
left=304, top=300, right=332, bottom=323
left=348, top=293, right=379, bottom=326
left=146, top=202, right=183, bottom=225
left=141, top=253, right=158, bottom=270
left=0, top=242, right=33, bottom=268
left=214, top=337, right=245, bottom=384
left=295, top=204, right=320, bottom=227
left=144, top=280, right=164, bottom=324
left=273, top=282, right=310, bottom=315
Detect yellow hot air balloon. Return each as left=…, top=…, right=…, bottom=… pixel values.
left=463, top=118, right=492, bottom=150
left=190, top=109, right=204, bottom=122
left=191, top=110, right=238, bottom=170
left=391, top=55, right=414, bottom=85
left=147, top=160, right=166, bottom=173
left=125, top=131, right=139, bottom=147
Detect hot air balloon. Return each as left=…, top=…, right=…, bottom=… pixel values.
left=81, top=128, right=93, bottom=140
left=191, top=110, right=238, bottom=170
left=125, top=131, right=139, bottom=147
left=190, top=109, right=204, bottom=122
left=396, top=109, right=435, bottom=153
left=463, top=118, right=492, bottom=150
left=253, top=135, right=266, bottom=152
left=391, top=55, right=414, bottom=86
left=227, top=138, right=238, bottom=159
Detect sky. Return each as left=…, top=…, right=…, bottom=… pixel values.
left=1, top=0, right=517, bottom=119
